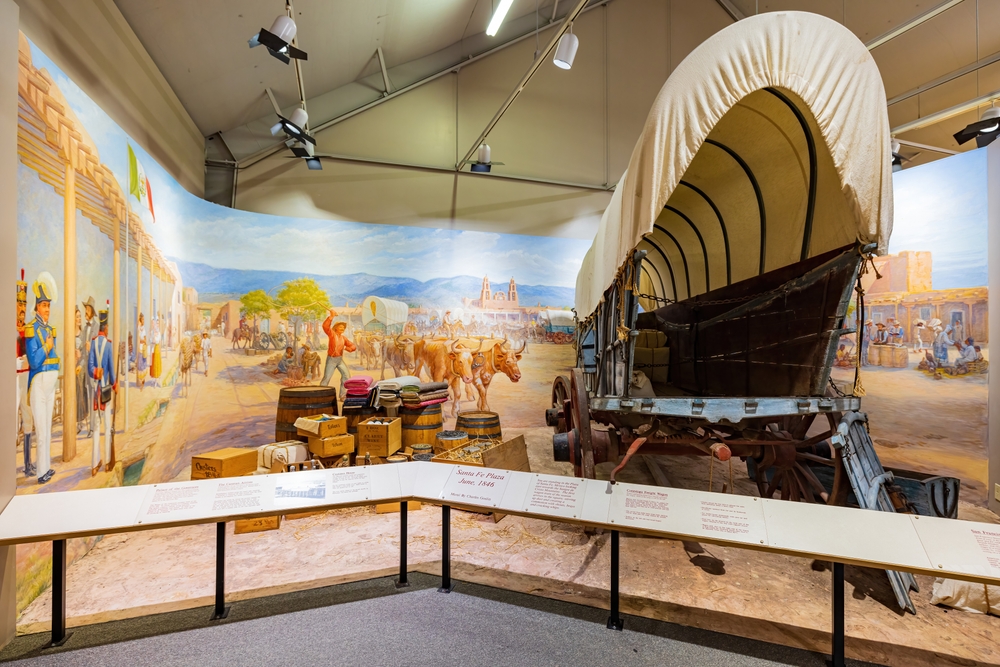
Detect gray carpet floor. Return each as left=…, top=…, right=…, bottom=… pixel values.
left=0, top=574, right=882, bottom=666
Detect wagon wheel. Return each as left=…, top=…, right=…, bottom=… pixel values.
left=753, top=413, right=850, bottom=505
left=551, top=375, right=571, bottom=434
left=272, top=332, right=287, bottom=349
left=258, top=332, right=272, bottom=350
left=570, top=369, right=595, bottom=480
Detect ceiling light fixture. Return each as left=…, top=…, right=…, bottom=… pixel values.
left=270, top=108, right=316, bottom=145
left=891, top=139, right=903, bottom=172
left=953, top=107, right=1000, bottom=148
left=486, top=0, right=515, bottom=37
left=553, top=25, right=579, bottom=70
left=249, top=15, right=308, bottom=64
left=463, top=143, right=505, bottom=172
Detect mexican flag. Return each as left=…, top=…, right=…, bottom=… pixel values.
left=128, top=144, right=155, bottom=222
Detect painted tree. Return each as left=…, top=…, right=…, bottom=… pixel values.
left=274, top=278, right=330, bottom=351
left=239, top=289, right=274, bottom=345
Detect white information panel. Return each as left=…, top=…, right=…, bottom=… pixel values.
left=369, top=464, right=403, bottom=502
left=136, top=477, right=271, bottom=525
left=762, top=498, right=932, bottom=570
left=439, top=465, right=512, bottom=508
left=911, top=514, right=1000, bottom=579
left=412, top=462, right=455, bottom=502
left=327, top=467, right=372, bottom=504
left=495, top=470, right=532, bottom=514
left=523, top=474, right=588, bottom=520
left=273, top=470, right=329, bottom=509
left=606, top=483, right=768, bottom=547
left=579, top=479, right=613, bottom=525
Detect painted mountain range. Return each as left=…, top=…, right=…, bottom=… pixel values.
left=171, top=259, right=575, bottom=309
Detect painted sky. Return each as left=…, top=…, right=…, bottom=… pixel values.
left=889, top=148, right=987, bottom=289
left=26, top=38, right=590, bottom=289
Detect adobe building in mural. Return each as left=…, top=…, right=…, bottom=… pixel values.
left=868, top=250, right=988, bottom=343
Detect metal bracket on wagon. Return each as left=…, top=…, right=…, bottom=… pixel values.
left=589, top=395, right=861, bottom=422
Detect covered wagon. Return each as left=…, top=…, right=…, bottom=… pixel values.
left=545, top=12, right=947, bottom=613
left=361, top=296, right=409, bottom=334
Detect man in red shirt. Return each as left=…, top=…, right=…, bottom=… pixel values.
left=321, top=308, right=356, bottom=397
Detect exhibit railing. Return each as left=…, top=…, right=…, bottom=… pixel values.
left=0, top=462, right=995, bottom=667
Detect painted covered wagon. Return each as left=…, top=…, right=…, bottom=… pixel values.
left=545, top=12, right=958, bottom=613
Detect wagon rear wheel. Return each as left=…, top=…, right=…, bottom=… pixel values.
left=570, top=369, right=594, bottom=480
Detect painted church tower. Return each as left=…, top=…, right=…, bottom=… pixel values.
left=480, top=275, right=492, bottom=304
left=507, top=278, right=518, bottom=305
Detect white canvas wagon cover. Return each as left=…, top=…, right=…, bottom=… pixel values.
left=361, top=296, right=409, bottom=328
left=576, top=11, right=892, bottom=319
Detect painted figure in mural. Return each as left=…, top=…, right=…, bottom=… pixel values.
left=860, top=320, right=873, bottom=367
left=201, top=331, right=211, bottom=377
left=127, top=332, right=135, bottom=372
left=25, top=275, right=59, bottom=484
left=136, top=313, right=148, bottom=390
left=277, top=346, right=295, bottom=374
left=74, top=307, right=88, bottom=434
left=15, top=272, right=34, bottom=478
left=81, top=296, right=98, bottom=437
left=88, top=309, right=117, bottom=476
left=193, top=330, right=203, bottom=371
left=179, top=334, right=194, bottom=389
left=150, top=314, right=162, bottom=383
left=874, top=322, right=889, bottom=344
left=887, top=318, right=904, bottom=346
left=934, top=324, right=955, bottom=367
left=301, top=344, right=321, bottom=381
left=953, top=319, right=965, bottom=348
left=321, top=309, right=355, bottom=397
left=912, top=320, right=928, bottom=352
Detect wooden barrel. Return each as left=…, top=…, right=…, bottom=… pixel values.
left=386, top=454, right=408, bottom=464
left=868, top=345, right=882, bottom=366
left=400, top=404, right=443, bottom=450
left=411, top=443, right=433, bottom=461
left=455, top=411, right=502, bottom=442
left=344, top=407, right=378, bottom=447
left=435, top=430, right=469, bottom=455
left=275, top=386, right=339, bottom=443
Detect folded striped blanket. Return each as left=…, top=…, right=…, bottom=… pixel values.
left=401, top=381, right=448, bottom=394
left=377, top=375, right=420, bottom=391
left=400, top=397, right=448, bottom=408
left=402, top=389, right=450, bottom=403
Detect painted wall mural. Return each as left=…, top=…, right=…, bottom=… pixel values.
left=13, top=33, right=589, bottom=611
left=11, top=32, right=990, bottom=618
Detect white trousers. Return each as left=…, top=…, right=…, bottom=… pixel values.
left=92, top=406, right=112, bottom=468
left=29, top=371, right=57, bottom=474
left=16, top=371, right=32, bottom=432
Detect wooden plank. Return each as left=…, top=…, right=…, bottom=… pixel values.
left=480, top=434, right=531, bottom=473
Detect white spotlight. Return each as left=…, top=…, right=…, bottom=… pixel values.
left=486, top=0, right=515, bottom=36
left=477, top=143, right=491, bottom=164
left=250, top=14, right=308, bottom=64
left=979, top=107, right=1000, bottom=134
left=553, top=30, right=579, bottom=70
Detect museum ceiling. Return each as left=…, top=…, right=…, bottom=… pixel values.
left=113, top=0, right=1000, bottom=174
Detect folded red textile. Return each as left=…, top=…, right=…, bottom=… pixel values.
left=399, top=397, right=448, bottom=408
left=344, top=375, right=373, bottom=387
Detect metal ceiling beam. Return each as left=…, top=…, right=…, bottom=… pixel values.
left=456, top=0, right=590, bottom=170
left=894, top=139, right=958, bottom=155
left=233, top=0, right=614, bottom=171
left=888, top=49, right=1000, bottom=106
left=714, top=0, right=746, bottom=22
left=210, top=152, right=612, bottom=192
left=376, top=47, right=394, bottom=95
left=865, top=0, right=965, bottom=51
left=891, top=87, right=1000, bottom=135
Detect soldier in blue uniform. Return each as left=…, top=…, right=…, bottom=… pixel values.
left=25, top=279, right=58, bottom=484
left=88, top=309, right=117, bottom=475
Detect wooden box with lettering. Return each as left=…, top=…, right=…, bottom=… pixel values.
left=295, top=414, right=347, bottom=439
left=308, top=434, right=355, bottom=458
left=191, top=447, right=258, bottom=480
left=234, top=515, right=281, bottom=534
left=357, top=418, right=401, bottom=458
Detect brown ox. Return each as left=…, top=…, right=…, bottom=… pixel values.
left=360, top=334, right=384, bottom=371
left=380, top=335, right=416, bottom=380
left=462, top=338, right=525, bottom=411
left=413, top=338, right=481, bottom=416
